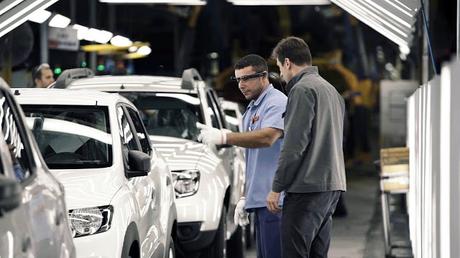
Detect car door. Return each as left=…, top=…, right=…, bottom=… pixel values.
left=0, top=88, right=73, bottom=258
left=125, top=105, right=172, bottom=257
left=0, top=130, right=35, bottom=258
left=205, top=90, right=235, bottom=174
left=206, top=90, right=245, bottom=235
left=117, top=105, right=163, bottom=257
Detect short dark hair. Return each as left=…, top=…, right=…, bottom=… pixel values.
left=234, top=54, right=268, bottom=73
left=33, top=63, right=51, bottom=81
left=271, top=36, right=312, bottom=66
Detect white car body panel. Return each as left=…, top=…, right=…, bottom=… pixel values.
left=151, top=135, right=229, bottom=231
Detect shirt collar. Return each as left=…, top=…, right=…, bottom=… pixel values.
left=248, top=84, right=274, bottom=109
left=285, top=66, right=319, bottom=94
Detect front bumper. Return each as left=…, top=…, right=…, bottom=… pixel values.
left=73, top=230, right=122, bottom=258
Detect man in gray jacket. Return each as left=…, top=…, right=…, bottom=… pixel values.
left=266, top=36, right=346, bottom=258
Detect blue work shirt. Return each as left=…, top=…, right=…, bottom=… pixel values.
left=243, top=84, right=287, bottom=209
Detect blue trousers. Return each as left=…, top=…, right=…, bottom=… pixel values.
left=253, top=207, right=282, bottom=258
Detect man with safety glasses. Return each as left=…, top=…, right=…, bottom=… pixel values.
left=198, top=54, right=287, bottom=258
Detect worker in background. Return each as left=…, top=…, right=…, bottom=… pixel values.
left=33, top=63, right=54, bottom=88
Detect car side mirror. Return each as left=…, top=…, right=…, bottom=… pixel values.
left=0, top=175, right=22, bottom=216
left=126, top=150, right=151, bottom=178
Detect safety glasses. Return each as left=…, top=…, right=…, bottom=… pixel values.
left=231, top=71, right=267, bottom=83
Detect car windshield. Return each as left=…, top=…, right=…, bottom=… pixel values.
left=22, top=105, right=112, bottom=169
left=119, top=92, right=203, bottom=141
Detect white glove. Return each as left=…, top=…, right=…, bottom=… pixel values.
left=234, top=197, right=249, bottom=227
left=196, top=122, right=228, bottom=145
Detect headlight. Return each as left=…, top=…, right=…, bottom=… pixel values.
left=171, top=169, right=200, bottom=198
left=69, top=205, right=113, bottom=238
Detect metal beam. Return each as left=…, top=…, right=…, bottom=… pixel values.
left=40, top=22, right=48, bottom=63
left=89, top=0, right=97, bottom=70
left=457, top=0, right=459, bottom=60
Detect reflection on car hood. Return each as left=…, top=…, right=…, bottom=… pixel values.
left=50, top=168, right=123, bottom=210
left=150, top=135, right=208, bottom=171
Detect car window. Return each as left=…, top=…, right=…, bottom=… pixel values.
left=22, top=105, right=112, bottom=169
left=224, top=109, right=237, bottom=118
left=117, top=106, right=139, bottom=151
left=0, top=91, right=31, bottom=180
left=120, top=92, right=203, bottom=141
left=126, top=107, right=151, bottom=154
left=0, top=133, right=12, bottom=177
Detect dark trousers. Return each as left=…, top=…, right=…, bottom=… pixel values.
left=281, top=191, right=341, bottom=258
left=254, top=207, right=282, bottom=258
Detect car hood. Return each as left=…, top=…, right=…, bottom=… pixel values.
left=150, top=135, right=208, bottom=171
left=50, top=167, right=123, bottom=210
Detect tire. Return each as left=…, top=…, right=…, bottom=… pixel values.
left=201, top=208, right=227, bottom=258
left=127, top=243, right=139, bottom=258
left=121, top=225, right=139, bottom=258
left=227, top=226, right=245, bottom=258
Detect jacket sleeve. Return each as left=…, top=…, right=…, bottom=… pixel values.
left=272, top=86, right=316, bottom=192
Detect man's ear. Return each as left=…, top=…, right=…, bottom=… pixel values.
left=284, top=58, right=291, bottom=69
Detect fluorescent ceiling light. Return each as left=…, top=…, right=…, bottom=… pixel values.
left=360, top=0, right=411, bottom=29
left=336, top=0, right=410, bottom=38
left=329, top=0, right=419, bottom=52
left=99, top=0, right=206, bottom=5
left=228, top=0, right=330, bottom=5
left=83, top=28, right=113, bottom=43
left=399, top=45, right=410, bottom=55
left=72, top=24, right=89, bottom=40
left=84, top=28, right=99, bottom=41
left=391, top=0, right=418, bottom=14
left=49, top=14, right=70, bottom=28
left=110, top=35, right=132, bottom=47
left=333, top=0, right=410, bottom=49
left=384, top=0, right=414, bottom=18
left=0, top=0, right=59, bottom=38
left=128, top=46, right=138, bottom=52
left=94, top=30, right=113, bottom=44
left=137, top=46, right=152, bottom=55
left=28, top=9, right=51, bottom=23
left=0, top=0, right=24, bottom=17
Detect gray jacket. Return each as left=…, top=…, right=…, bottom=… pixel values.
left=272, top=66, right=346, bottom=193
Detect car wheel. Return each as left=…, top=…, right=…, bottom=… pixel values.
left=127, top=243, right=139, bottom=258
left=226, top=225, right=245, bottom=258
left=201, top=207, right=227, bottom=258
left=121, top=226, right=140, bottom=258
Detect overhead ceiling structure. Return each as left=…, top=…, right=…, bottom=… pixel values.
left=0, top=0, right=60, bottom=38
left=330, top=0, right=420, bottom=55
left=99, top=0, right=206, bottom=5
left=227, top=0, right=330, bottom=5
